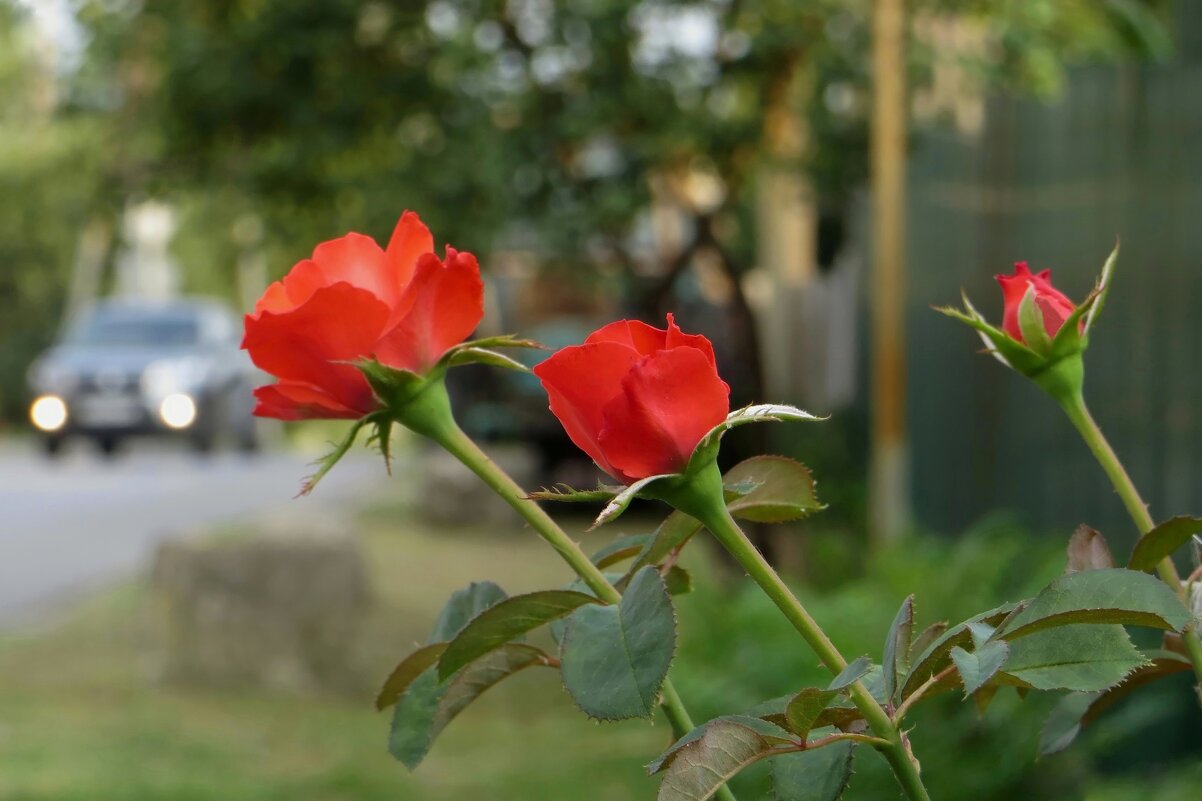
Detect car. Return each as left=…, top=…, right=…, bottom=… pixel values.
left=26, top=297, right=260, bottom=457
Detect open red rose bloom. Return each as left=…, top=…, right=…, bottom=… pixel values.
left=996, top=261, right=1078, bottom=343
left=533, top=315, right=730, bottom=484
left=242, top=212, right=483, bottom=420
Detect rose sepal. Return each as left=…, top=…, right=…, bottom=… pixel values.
left=588, top=403, right=823, bottom=528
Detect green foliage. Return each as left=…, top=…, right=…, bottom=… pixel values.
left=783, top=689, right=839, bottom=740
left=949, top=640, right=1010, bottom=697
left=387, top=580, right=534, bottom=769
left=995, top=568, right=1190, bottom=639
left=1002, top=624, right=1145, bottom=692
left=771, top=738, right=855, bottom=801
left=437, top=589, right=597, bottom=679
left=826, top=656, right=873, bottom=691
left=723, top=455, right=826, bottom=523
left=653, top=716, right=796, bottom=801
left=560, top=566, right=676, bottom=720
left=1128, top=516, right=1202, bottom=572
left=881, top=595, right=914, bottom=701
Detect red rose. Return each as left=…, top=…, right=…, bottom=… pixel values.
left=996, top=262, right=1077, bottom=343
left=242, top=211, right=483, bottom=420
left=533, top=315, right=730, bottom=484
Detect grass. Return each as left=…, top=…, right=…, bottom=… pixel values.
left=4, top=487, right=1201, bottom=801
left=0, top=494, right=674, bottom=801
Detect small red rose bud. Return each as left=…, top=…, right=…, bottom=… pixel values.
left=995, top=262, right=1078, bottom=344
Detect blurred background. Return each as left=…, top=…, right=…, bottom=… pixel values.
left=1, top=1, right=1200, bottom=799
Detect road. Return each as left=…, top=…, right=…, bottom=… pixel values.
left=0, top=439, right=390, bottom=627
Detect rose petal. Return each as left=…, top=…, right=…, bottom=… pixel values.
left=532, top=341, right=642, bottom=480
left=310, top=232, right=398, bottom=308
left=385, top=210, right=435, bottom=292
left=583, top=313, right=716, bottom=366
left=242, top=282, right=388, bottom=413
left=253, top=382, right=364, bottom=420
left=597, top=347, right=730, bottom=481
left=374, top=248, right=484, bottom=372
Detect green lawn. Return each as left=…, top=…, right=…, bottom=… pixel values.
left=4, top=493, right=1201, bottom=801
left=0, top=498, right=670, bottom=801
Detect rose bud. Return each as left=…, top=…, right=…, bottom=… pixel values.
left=938, top=245, right=1118, bottom=404
left=533, top=315, right=731, bottom=485
left=242, top=211, right=483, bottom=420
left=996, top=262, right=1078, bottom=344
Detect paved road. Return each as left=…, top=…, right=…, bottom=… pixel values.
left=0, top=439, right=390, bottom=627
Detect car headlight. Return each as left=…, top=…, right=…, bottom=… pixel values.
left=30, top=395, right=68, bottom=432
left=141, top=358, right=209, bottom=399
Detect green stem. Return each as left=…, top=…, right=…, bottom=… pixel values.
left=1060, top=393, right=1202, bottom=688
left=666, top=465, right=930, bottom=801
left=414, top=389, right=736, bottom=801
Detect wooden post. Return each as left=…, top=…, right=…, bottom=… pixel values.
left=869, top=0, right=909, bottom=542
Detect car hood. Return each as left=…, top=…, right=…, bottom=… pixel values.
left=35, top=345, right=207, bottom=378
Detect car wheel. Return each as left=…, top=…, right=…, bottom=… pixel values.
left=190, top=429, right=215, bottom=455
left=42, top=436, right=64, bottom=459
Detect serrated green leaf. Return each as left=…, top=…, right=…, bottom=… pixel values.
left=376, top=643, right=448, bottom=710
left=723, top=455, right=825, bottom=523
left=383, top=581, right=512, bottom=767
left=620, top=512, right=703, bottom=589
left=453, top=334, right=545, bottom=351
left=935, top=300, right=1046, bottom=373
left=1082, top=242, right=1118, bottom=335
left=664, top=565, right=693, bottom=596
left=429, top=582, right=508, bottom=642
left=561, top=566, right=676, bottom=720
left=772, top=738, right=856, bottom=801
left=655, top=717, right=796, bottom=801
left=298, top=414, right=374, bottom=496
left=827, top=656, right=873, bottom=691
left=388, top=666, right=444, bottom=769
left=784, top=688, right=839, bottom=739
left=1065, top=525, right=1116, bottom=573
left=591, top=534, right=654, bottom=568
left=437, top=590, right=599, bottom=680
left=966, top=621, right=996, bottom=650
left=649, top=715, right=794, bottom=775
left=431, top=643, right=552, bottom=736
left=1128, top=516, right=1202, bottom=572
left=593, top=474, right=676, bottom=528
left=909, top=621, right=948, bottom=665
left=1002, top=624, right=1146, bottom=691
left=949, top=641, right=1010, bottom=697
left=901, top=603, right=1018, bottom=699
left=528, top=484, right=621, bottom=503
left=995, top=568, right=1190, bottom=639
left=882, top=596, right=914, bottom=701
left=686, top=405, right=824, bottom=474
left=1039, top=648, right=1192, bottom=755
left=1039, top=691, right=1100, bottom=755
left=446, top=346, right=531, bottom=373
left=389, top=643, right=552, bottom=769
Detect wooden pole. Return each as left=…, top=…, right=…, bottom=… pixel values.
left=869, top=0, right=909, bottom=542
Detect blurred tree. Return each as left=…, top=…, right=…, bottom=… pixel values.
left=0, top=0, right=1175, bottom=426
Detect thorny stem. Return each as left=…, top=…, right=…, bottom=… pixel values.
left=893, top=666, right=956, bottom=724
left=668, top=463, right=931, bottom=801
left=1060, top=393, right=1202, bottom=690
left=427, top=412, right=738, bottom=801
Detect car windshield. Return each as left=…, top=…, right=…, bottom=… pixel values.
left=66, top=311, right=201, bottom=347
